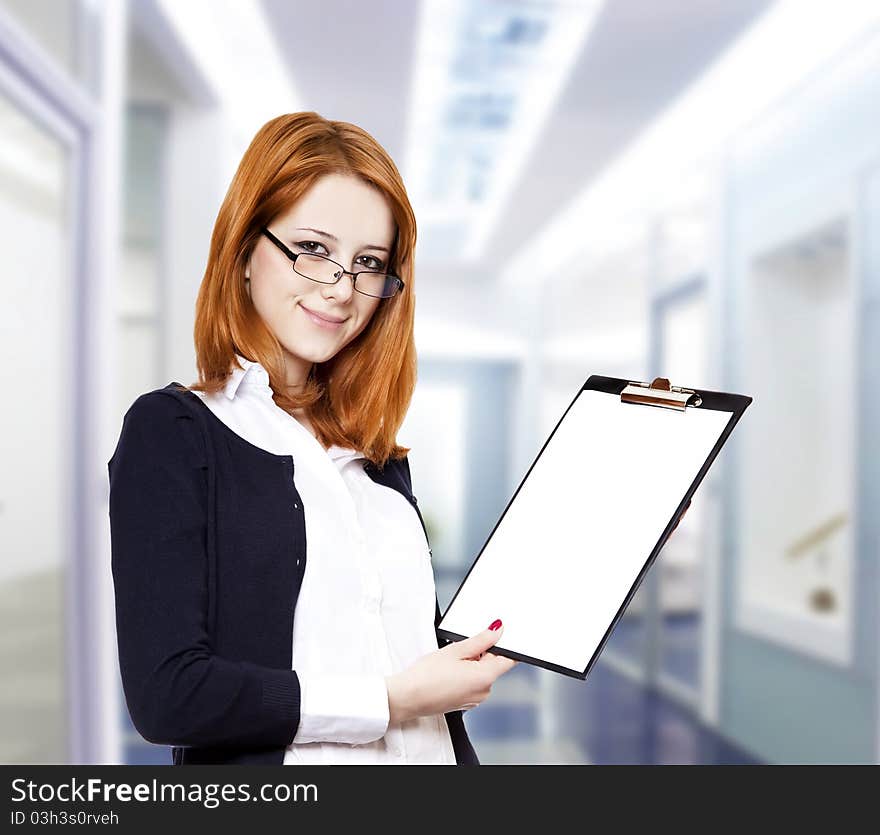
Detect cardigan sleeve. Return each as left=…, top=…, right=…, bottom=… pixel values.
left=108, top=391, right=301, bottom=749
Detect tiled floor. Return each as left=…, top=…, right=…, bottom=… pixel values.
left=466, top=660, right=760, bottom=765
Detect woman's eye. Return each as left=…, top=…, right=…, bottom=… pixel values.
left=357, top=255, right=385, bottom=271
left=296, top=240, right=328, bottom=255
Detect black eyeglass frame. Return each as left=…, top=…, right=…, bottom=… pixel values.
left=261, top=227, right=405, bottom=299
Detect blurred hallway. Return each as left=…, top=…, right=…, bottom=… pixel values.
left=3, top=0, right=880, bottom=765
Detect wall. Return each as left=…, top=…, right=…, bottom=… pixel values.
left=718, top=44, right=880, bottom=764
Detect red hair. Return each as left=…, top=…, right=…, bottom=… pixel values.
left=177, top=112, right=418, bottom=469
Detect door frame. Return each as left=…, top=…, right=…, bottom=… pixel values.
left=647, top=273, right=716, bottom=714
left=597, top=273, right=718, bottom=718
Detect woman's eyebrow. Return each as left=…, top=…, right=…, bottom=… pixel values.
left=294, top=226, right=389, bottom=253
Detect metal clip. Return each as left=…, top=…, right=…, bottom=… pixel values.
left=620, top=377, right=702, bottom=411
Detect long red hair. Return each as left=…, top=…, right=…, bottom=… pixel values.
left=177, top=112, right=417, bottom=469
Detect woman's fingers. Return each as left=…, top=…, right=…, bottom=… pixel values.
left=496, top=656, right=518, bottom=674
left=476, top=649, right=518, bottom=675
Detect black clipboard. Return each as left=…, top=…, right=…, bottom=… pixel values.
left=437, top=375, right=752, bottom=680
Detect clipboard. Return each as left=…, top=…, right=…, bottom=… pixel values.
left=437, top=375, right=752, bottom=680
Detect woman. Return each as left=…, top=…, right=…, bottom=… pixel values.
left=108, top=111, right=517, bottom=766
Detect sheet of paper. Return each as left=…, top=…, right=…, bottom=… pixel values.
left=438, top=388, right=734, bottom=675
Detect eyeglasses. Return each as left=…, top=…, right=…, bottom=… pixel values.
left=261, top=227, right=405, bottom=299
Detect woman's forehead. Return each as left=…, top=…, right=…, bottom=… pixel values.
left=276, top=173, right=395, bottom=246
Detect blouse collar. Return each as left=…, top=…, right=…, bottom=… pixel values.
left=224, top=353, right=269, bottom=400
left=226, top=353, right=365, bottom=464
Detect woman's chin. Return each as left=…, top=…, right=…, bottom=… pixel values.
left=281, top=340, right=340, bottom=366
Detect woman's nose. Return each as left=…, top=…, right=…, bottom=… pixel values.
left=323, top=271, right=356, bottom=302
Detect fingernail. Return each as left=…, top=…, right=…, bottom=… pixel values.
left=489, top=619, right=502, bottom=631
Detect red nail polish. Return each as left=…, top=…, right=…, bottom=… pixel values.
left=489, top=619, right=502, bottom=631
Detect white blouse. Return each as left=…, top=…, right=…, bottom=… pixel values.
left=191, top=354, right=456, bottom=764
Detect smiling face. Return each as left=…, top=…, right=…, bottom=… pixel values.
left=245, top=172, right=397, bottom=391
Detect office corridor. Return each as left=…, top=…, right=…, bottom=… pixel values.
left=5, top=0, right=880, bottom=766
left=471, top=662, right=759, bottom=765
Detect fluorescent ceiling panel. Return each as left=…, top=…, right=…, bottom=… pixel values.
left=405, top=0, right=603, bottom=262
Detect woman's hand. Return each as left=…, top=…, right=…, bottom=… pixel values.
left=385, top=620, right=518, bottom=723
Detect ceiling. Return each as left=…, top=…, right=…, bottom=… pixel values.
left=261, top=0, right=773, bottom=274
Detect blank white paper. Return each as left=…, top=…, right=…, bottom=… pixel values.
left=438, top=388, right=734, bottom=675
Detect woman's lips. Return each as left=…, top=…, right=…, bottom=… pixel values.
left=300, top=304, right=347, bottom=330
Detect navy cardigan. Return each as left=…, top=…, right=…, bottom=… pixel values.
left=107, top=382, right=479, bottom=765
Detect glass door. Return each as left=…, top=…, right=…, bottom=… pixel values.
left=0, top=76, right=77, bottom=763
left=0, top=2, right=102, bottom=762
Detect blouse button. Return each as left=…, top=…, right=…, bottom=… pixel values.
left=293, top=502, right=299, bottom=510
